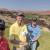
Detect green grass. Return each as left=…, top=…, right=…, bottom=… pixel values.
left=38, top=31, right=50, bottom=50
left=5, top=24, right=50, bottom=50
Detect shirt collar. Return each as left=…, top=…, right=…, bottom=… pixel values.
left=30, top=23, right=37, bottom=28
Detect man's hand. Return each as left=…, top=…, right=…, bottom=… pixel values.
left=19, top=42, right=28, bottom=47
left=9, top=34, right=21, bottom=44
left=32, top=37, right=37, bottom=42
left=10, top=39, right=21, bottom=45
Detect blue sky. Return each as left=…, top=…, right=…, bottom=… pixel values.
left=0, top=0, right=50, bottom=10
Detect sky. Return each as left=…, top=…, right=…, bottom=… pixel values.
left=0, top=0, right=50, bottom=10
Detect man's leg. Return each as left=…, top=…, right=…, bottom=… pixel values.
left=31, top=41, right=37, bottom=50
left=13, top=46, right=16, bottom=50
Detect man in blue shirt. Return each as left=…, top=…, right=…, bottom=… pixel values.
left=27, top=17, right=41, bottom=50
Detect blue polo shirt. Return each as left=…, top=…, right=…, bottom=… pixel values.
left=27, top=23, right=41, bottom=42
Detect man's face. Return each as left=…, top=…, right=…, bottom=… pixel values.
left=16, top=16, right=24, bottom=24
left=32, top=21, right=36, bottom=26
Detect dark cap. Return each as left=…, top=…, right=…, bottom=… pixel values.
left=0, top=19, right=5, bottom=30
left=32, top=17, right=37, bottom=22
left=16, top=12, right=25, bottom=17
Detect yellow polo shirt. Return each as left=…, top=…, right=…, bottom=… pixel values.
left=9, top=21, right=28, bottom=47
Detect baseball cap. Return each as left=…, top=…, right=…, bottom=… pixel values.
left=32, top=17, right=38, bottom=22
left=16, top=12, right=25, bottom=17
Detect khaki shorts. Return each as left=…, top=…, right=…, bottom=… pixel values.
left=13, top=44, right=29, bottom=50
left=17, top=46, right=26, bottom=50
left=13, top=46, right=27, bottom=50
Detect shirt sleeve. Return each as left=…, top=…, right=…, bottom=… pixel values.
left=9, top=25, right=15, bottom=40
left=23, top=25, right=28, bottom=35
left=32, top=27, right=42, bottom=41
left=27, top=25, right=33, bottom=32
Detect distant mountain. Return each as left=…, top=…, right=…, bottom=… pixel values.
left=0, top=8, right=50, bottom=15
left=33, top=10, right=50, bottom=15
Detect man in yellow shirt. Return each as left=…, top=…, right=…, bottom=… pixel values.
left=9, top=13, right=28, bottom=50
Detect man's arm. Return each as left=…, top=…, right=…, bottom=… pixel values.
left=32, top=27, right=42, bottom=41
left=9, top=25, right=15, bottom=40
left=20, top=25, right=28, bottom=46
left=23, top=25, right=28, bottom=36
left=9, top=25, right=20, bottom=44
left=32, top=31, right=41, bottom=41
left=27, top=25, right=33, bottom=32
